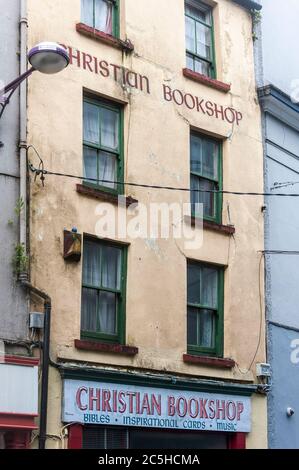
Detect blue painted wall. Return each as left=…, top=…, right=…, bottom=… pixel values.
left=268, top=325, right=299, bottom=448
left=256, top=0, right=299, bottom=449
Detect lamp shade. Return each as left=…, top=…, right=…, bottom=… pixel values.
left=28, top=42, right=69, bottom=74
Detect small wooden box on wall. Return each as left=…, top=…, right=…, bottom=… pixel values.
left=63, top=230, right=82, bottom=262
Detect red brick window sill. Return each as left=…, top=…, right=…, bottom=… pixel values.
left=183, top=68, right=231, bottom=93
left=75, top=339, right=138, bottom=356
left=184, top=215, right=235, bottom=235
left=76, top=23, right=134, bottom=53
left=183, top=354, right=235, bottom=369
left=77, top=184, right=138, bottom=208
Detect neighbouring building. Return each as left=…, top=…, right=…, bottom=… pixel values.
left=0, top=0, right=39, bottom=449
left=255, top=0, right=299, bottom=449
left=26, top=0, right=267, bottom=449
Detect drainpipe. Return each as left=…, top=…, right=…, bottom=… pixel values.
left=20, top=278, right=51, bottom=450
left=20, top=0, right=27, bottom=250
left=19, top=0, right=52, bottom=451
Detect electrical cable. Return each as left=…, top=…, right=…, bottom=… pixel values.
left=28, top=163, right=299, bottom=197
left=235, top=253, right=264, bottom=375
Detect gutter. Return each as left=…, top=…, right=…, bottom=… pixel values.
left=232, top=0, right=262, bottom=11
left=20, top=0, right=27, bottom=251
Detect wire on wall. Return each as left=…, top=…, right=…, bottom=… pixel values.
left=28, top=163, right=299, bottom=198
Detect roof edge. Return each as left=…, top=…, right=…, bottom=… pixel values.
left=232, top=0, right=262, bottom=11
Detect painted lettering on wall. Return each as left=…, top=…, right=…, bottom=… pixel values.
left=60, top=44, right=150, bottom=94
left=63, top=380, right=251, bottom=433
left=61, top=45, right=243, bottom=126
left=163, top=85, right=243, bottom=125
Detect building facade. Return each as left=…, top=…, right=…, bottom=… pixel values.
left=25, top=0, right=267, bottom=449
left=0, top=0, right=39, bottom=449
left=255, top=0, right=299, bottom=449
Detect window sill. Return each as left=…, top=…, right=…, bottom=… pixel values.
left=77, top=184, right=138, bottom=207
left=76, top=23, right=134, bottom=53
left=183, top=68, right=231, bottom=93
left=185, top=215, right=235, bottom=235
left=75, top=339, right=138, bottom=356
left=183, top=354, right=235, bottom=369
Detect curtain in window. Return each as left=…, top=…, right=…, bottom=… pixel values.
left=83, top=146, right=97, bottom=181
left=185, top=16, right=196, bottom=53
left=202, top=139, right=218, bottom=180
left=82, top=242, right=121, bottom=335
left=82, top=288, right=98, bottom=332
left=191, top=136, right=217, bottom=180
left=196, top=23, right=211, bottom=60
left=99, top=291, right=117, bottom=334
left=84, top=102, right=99, bottom=144
left=95, top=0, right=113, bottom=34
left=199, top=309, right=215, bottom=348
left=82, top=0, right=94, bottom=27
left=101, top=246, right=121, bottom=289
left=101, top=108, right=119, bottom=150
left=99, top=151, right=117, bottom=189
left=187, top=263, right=217, bottom=349
left=191, top=175, right=215, bottom=218
left=83, top=241, right=101, bottom=287
left=201, top=267, right=218, bottom=309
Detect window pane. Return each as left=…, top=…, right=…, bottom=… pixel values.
left=194, top=57, right=210, bottom=76
left=95, top=0, right=113, bottom=34
left=186, top=3, right=211, bottom=25
left=202, top=139, right=218, bottom=180
left=186, top=53, right=194, bottom=71
left=201, top=267, right=218, bottom=309
left=187, top=306, right=199, bottom=346
left=199, top=309, right=215, bottom=348
left=191, top=176, right=215, bottom=218
left=188, top=263, right=201, bottom=305
left=185, top=16, right=196, bottom=53
left=101, top=108, right=119, bottom=150
left=101, top=245, right=121, bottom=290
left=99, top=291, right=117, bottom=335
left=83, top=240, right=101, bottom=287
left=81, top=0, right=94, bottom=27
left=83, top=146, right=97, bottom=181
left=84, top=102, right=100, bottom=144
left=99, top=151, right=117, bottom=190
left=196, top=22, right=212, bottom=60
left=81, top=288, right=98, bottom=332
left=190, top=134, right=202, bottom=174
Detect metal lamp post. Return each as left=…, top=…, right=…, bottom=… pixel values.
left=0, top=42, right=69, bottom=120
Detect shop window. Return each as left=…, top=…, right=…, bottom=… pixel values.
left=83, top=426, right=129, bottom=449
left=81, top=0, right=119, bottom=37
left=185, top=0, right=216, bottom=78
left=81, top=237, right=127, bottom=344
left=83, top=96, right=123, bottom=194
left=81, top=426, right=230, bottom=449
left=190, top=132, right=222, bottom=224
left=187, top=260, right=224, bottom=357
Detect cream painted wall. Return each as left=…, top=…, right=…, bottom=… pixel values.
left=27, top=0, right=266, bottom=447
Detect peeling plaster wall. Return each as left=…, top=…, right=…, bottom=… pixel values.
left=27, top=0, right=266, bottom=447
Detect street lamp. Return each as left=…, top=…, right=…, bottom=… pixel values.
left=0, top=42, right=69, bottom=120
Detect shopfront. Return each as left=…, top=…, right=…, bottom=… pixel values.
left=62, top=371, right=253, bottom=450
left=0, top=356, right=39, bottom=449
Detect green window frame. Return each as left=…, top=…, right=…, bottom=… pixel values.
left=81, top=237, right=127, bottom=344
left=83, top=96, right=124, bottom=195
left=190, top=132, right=222, bottom=224
left=187, top=260, right=224, bottom=357
left=185, top=0, right=216, bottom=78
left=81, top=0, right=119, bottom=37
